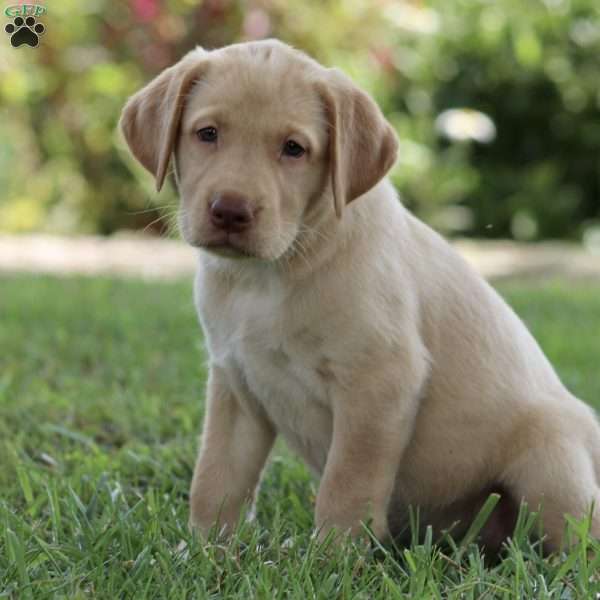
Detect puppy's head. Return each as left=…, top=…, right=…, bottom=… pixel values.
left=120, top=40, right=397, bottom=261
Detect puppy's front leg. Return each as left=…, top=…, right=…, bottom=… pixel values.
left=190, top=367, right=275, bottom=537
left=316, top=373, right=423, bottom=542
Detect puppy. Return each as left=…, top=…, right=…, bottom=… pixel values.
left=120, top=39, right=600, bottom=552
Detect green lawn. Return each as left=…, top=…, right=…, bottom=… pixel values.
left=1, top=275, right=599, bottom=598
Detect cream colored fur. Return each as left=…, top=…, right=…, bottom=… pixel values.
left=120, top=40, right=600, bottom=551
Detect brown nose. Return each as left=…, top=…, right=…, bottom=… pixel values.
left=209, top=193, right=254, bottom=233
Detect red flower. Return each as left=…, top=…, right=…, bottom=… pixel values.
left=132, top=0, right=159, bottom=22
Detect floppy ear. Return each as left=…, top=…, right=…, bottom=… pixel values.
left=318, top=69, right=399, bottom=218
left=119, top=49, right=207, bottom=191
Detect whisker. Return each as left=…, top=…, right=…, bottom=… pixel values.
left=125, top=204, right=178, bottom=216
left=142, top=206, right=184, bottom=235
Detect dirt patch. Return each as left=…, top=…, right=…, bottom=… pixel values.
left=0, top=233, right=196, bottom=280
left=1, top=234, right=599, bottom=281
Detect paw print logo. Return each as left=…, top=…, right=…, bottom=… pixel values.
left=5, top=16, right=45, bottom=48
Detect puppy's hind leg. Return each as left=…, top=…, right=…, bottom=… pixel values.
left=502, top=436, right=600, bottom=552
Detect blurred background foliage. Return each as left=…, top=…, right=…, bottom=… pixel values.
left=1, top=0, right=599, bottom=242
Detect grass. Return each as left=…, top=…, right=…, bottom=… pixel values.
left=1, top=274, right=600, bottom=598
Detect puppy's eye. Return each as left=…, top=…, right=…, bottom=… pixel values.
left=282, top=139, right=305, bottom=158
left=197, top=127, right=218, bottom=143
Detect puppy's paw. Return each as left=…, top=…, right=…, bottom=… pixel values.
left=314, top=518, right=385, bottom=550
left=189, top=498, right=251, bottom=541
left=188, top=511, right=234, bottom=541
left=315, top=506, right=388, bottom=546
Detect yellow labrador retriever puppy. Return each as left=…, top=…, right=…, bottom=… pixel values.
left=120, top=39, right=600, bottom=552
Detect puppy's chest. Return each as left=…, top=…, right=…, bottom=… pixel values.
left=241, top=326, right=328, bottom=405
left=209, top=293, right=333, bottom=472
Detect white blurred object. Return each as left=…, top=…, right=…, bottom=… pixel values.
left=435, top=108, right=497, bottom=143
left=384, top=3, right=440, bottom=35
left=583, top=226, right=600, bottom=256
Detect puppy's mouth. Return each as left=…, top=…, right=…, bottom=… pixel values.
left=201, top=235, right=256, bottom=259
